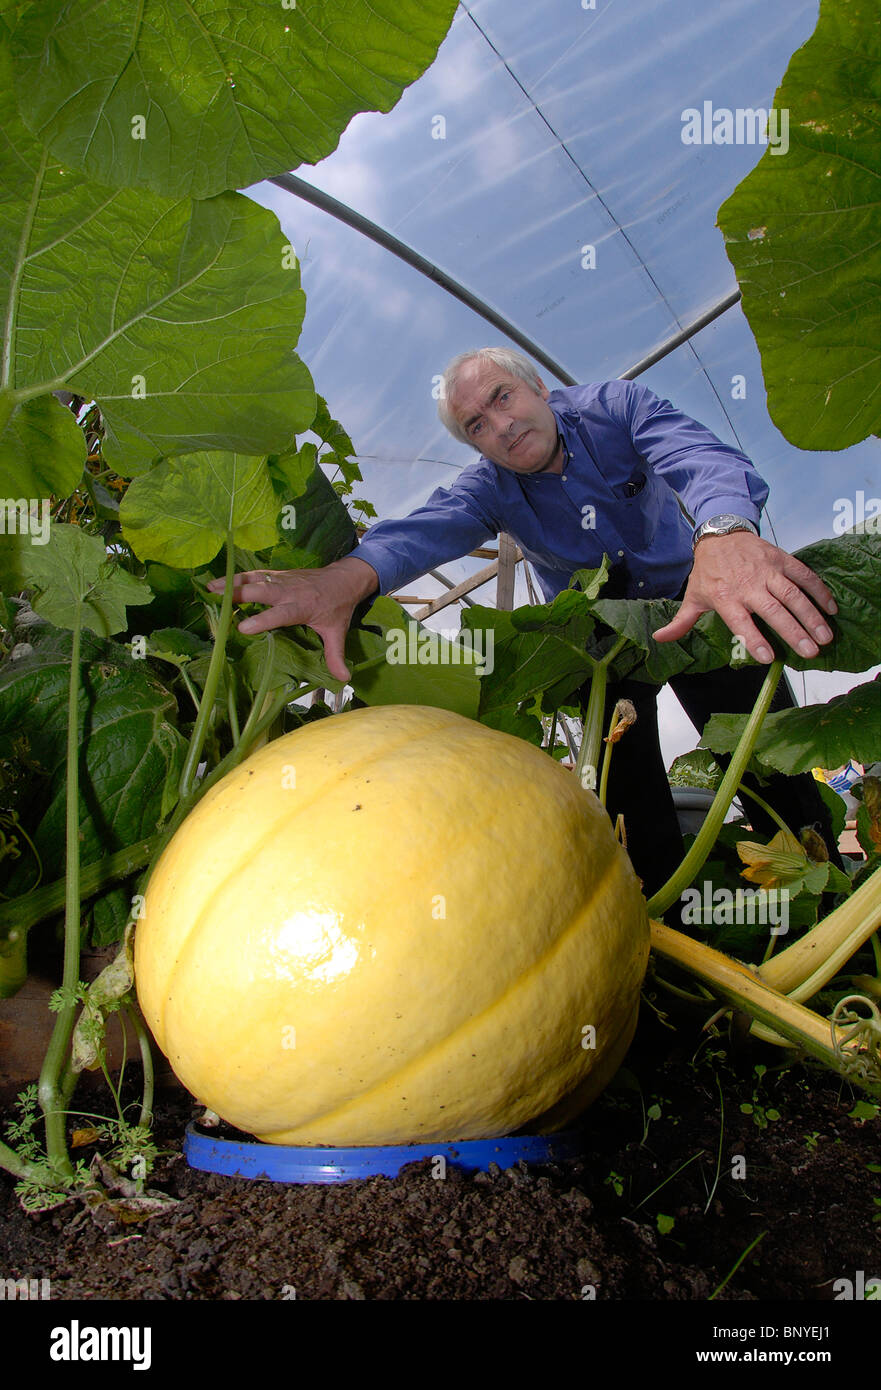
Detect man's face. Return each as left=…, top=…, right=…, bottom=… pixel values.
left=447, top=360, right=562, bottom=474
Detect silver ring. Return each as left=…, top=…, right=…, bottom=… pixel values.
left=263, top=573, right=274, bottom=584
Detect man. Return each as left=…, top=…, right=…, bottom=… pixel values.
left=210, top=347, right=839, bottom=898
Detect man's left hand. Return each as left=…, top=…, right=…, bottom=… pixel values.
left=651, top=531, right=838, bottom=663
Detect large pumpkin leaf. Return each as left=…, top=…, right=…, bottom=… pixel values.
left=701, top=677, right=881, bottom=776
left=346, top=595, right=482, bottom=717
left=593, top=596, right=738, bottom=684
left=241, top=626, right=345, bottom=698
left=0, top=29, right=314, bottom=483
left=780, top=532, right=881, bottom=672
left=235, top=597, right=483, bottom=717
left=11, top=0, right=459, bottom=199
left=0, top=629, right=186, bottom=902
left=461, top=598, right=593, bottom=724
left=599, top=531, right=881, bottom=681
left=266, top=460, right=358, bottom=570
left=0, top=392, right=85, bottom=498
left=0, top=524, right=152, bottom=635
left=717, top=0, right=881, bottom=449
left=119, top=453, right=280, bottom=567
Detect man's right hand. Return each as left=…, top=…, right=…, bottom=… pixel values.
left=206, top=556, right=379, bottom=684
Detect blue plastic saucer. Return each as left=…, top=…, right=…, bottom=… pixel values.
left=184, top=1121, right=586, bottom=1183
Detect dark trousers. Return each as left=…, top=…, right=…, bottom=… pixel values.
left=579, top=664, right=842, bottom=911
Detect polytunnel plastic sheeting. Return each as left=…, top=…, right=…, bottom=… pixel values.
left=245, top=0, right=881, bottom=756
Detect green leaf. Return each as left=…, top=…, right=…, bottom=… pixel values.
left=0, top=524, right=152, bottom=635
left=351, top=499, right=378, bottom=520
left=0, top=32, right=315, bottom=476
left=120, top=453, right=280, bottom=567
left=815, top=777, right=848, bottom=843
left=241, top=628, right=344, bottom=698
left=346, top=596, right=482, bottom=717
left=0, top=629, right=186, bottom=902
left=0, top=392, right=85, bottom=498
left=266, top=461, right=357, bottom=570
left=780, top=533, right=881, bottom=672
left=856, top=797, right=880, bottom=857
left=462, top=595, right=595, bottom=722
left=848, top=1099, right=880, bottom=1121
left=667, top=748, right=723, bottom=790
left=146, top=627, right=212, bottom=664
left=12, top=0, right=459, bottom=199
left=701, top=677, right=881, bottom=776
left=569, top=555, right=611, bottom=601
left=322, top=452, right=363, bottom=494
left=268, top=444, right=319, bottom=503
left=478, top=704, right=546, bottom=747
left=717, top=0, right=881, bottom=449
left=602, top=531, right=881, bottom=680
left=595, top=597, right=740, bottom=684
left=311, top=397, right=356, bottom=462
left=656, top=1213, right=675, bottom=1236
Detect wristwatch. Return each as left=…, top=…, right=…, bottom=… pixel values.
left=692, top=513, right=759, bottom=549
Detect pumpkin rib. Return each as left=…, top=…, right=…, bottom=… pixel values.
left=258, top=849, right=644, bottom=1141
left=148, top=717, right=460, bottom=1042
left=136, top=705, right=649, bottom=1144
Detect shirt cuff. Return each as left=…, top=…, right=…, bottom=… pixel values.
left=344, top=541, right=395, bottom=596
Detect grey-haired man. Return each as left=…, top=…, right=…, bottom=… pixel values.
left=210, top=348, right=840, bottom=896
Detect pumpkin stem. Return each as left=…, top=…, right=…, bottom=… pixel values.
left=646, top=660, right=783, bottom=918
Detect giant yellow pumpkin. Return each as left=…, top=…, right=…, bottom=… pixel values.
left=135, top=704, right=649, bottom=1145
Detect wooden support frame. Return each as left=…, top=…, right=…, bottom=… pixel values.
left=388, top=542, right=522, bottom=621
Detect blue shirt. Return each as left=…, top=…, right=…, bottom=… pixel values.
left=350, top=380, right=769, bottom=602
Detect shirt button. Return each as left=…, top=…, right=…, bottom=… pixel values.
left=561, top=474, right=567, bottom=482
left=638, top=581, right=645, bottom=589
left=617, top=549, right=625, bottom=557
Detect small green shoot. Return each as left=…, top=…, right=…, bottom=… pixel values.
left=604, top=1170, right=625, bottom=1198
left=739, top=1064, right=781, bottom=1130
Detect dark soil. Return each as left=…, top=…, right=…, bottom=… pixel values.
left=2, top=1011, right=879, bottom=1304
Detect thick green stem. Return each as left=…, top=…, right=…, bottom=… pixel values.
left=226, top=671, right=241, bottom=745
left=2, top=835, right=159, bottom=942
left=650, top=919, right=881, bottom=1097
left=576, top=662, right=606, bottom=794
left=237, top=632, right=276, bottom=751
left=598, top=703, right=628, bottom=809
left=0, top=1136, right=56, bottom=1186
left=574, top=636, right=628, bottom=796
left=0, top=927, right=28, bottom=998
left=37, top=609, right=84, bottom=1179
left=126, top=1000, right=154, bottom=1129
left=179, top=665, right=201, bottom=716
left=178, top=540, right=236, bottom=802
left=647, top=661, right=784, bottom=917
left=759, top=862, right=881, bottom=999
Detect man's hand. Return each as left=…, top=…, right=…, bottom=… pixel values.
left=652, top=531, right=838, bottom=662
left=206, top=556, right=379, bottom=684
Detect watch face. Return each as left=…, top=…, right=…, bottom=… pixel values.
left=694, top=515, right=757, bottom=545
